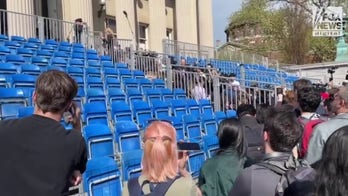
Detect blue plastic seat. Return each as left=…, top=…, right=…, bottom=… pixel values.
left=83, top=157, right=122, bottom=196
left=72, top=47, right=85, bottom=53
left=86, top=88, right=106, bottom=105
left=214, top=111, right=227, bottom=124
left=83, top=124, right=114, bottom=159
left=54, top=51, right=69, bottom=60
left=20, top=64, right=42, bottom=76
left=122, top=78, right=139, bottom=91
left=152, top=78, right=166, bottom=88
left=69, top=59, right=85, bottom=68
left=199, top=99, right=214, bottom=116
left=100, top=55, right=112, bottom=62
left=67, top=66, right=84, bottom=77
left=44, top=39, right=58, bottom=46
left=115, top=63, right=128, bottom=69
left=101, top=61, right=114, bottom=68
left=0, top=88, right=28, bottom=120
left=137, top=78, right=152, bottom=93
left=5, top=54, right=26, bottom=65
left=171, top=99, right=188, bottom=118
left=87, top=60, right=100, bottom=68
left=103, top=68, right=118, bottom=79
left=132, top=100, right=153, bottom=129
left=11, top=74, right=37, bottom=90
left=105, top=78, right=121, bottom=89
left=202, top=135, right=219, bottom=158
left=23, top=43, right=39, bottom=51
left=87, top=53, right=99, bottom=61
left=86, top=67, right=102, bottom=78
left=184, top=114, right=202, bottom=140
left=126, top=88, right=143, bottom=106
left=115, top=120, right=141, bottom=153
left=59, top=41, right=71, bottom=47
left=118, top=69, right=132, bottom=80
left=121, top=149, right=142, bottom=181
left=0, top=45, right=11, bottom=56
left=40, top=44, right=55, bottom=52
left=16, top=48, right=34, bottom=61
left=202, top=113, right=218, bottom=136
left=226, top=109, right=237, bottom=118
left=86, top=77, right=104, bottom=91
left=46, top=65, right=65, bottom=72
left=186, top=99, right=200, bottom=117
left=0, top=34, right=9, bottom=45
left=132, top=70, right=145, bottom=79
left=17, top=106, right=34, bottom=118
left=108, top=88, right=126, bottom=104
left=50, top=57, right=67, bottom=68
left=71, top=52, right=85, bottom=60
left=83, top=102, right=108, bottom=125
left=188, top=150, right=206, bottom=179
left=36, top=49, right=53, bottom=59
left=72, top=76, right=85, bottom=89
left=173, top=88, right=187, bottom=99
left=0, top=74, right=10, bottom=87
left=0, top=62, right=19, bottom=75
left=31, top=56, right=49, bottom=67
left=72, top=43, right=84, bottom=48
left=57, top=46, right=71, bottom=53
left=27, top=37, right=41, bottom=45
left=111, top=101, right=133, bottom=124
left=151, top=100, right=170, bottom=119
left=160, top=88, right=174, bottom=102
left=11, top=35, right=26, bottom=44
left=5, top=41, right=21, bottom=54
left=145, top=89, right=162, bottom=104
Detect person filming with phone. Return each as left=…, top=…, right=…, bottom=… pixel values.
left=122, top=121, right=201, bottom=196
left=0, top=70, right=87, bottom=196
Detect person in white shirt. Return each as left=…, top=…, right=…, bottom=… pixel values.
left=225, top=74, right=240, bottom=109
left=191, top=79, right=207, bottom=101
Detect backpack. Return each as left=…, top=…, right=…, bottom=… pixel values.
left=243, top=124, right=265, bottom=162
left=128, top=175, right=181, bottom=196
left=298, top=117, right=325, bottom=158
left=257, top=162, right=316, bottom=196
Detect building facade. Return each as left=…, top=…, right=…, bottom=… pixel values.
left=0, top=0, right=214, bottom=54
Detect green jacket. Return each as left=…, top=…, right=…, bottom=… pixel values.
left=198, top=148, right=245, bottom=196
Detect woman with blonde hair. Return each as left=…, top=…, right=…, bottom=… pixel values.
left=122, top=121, right=199, bottom=196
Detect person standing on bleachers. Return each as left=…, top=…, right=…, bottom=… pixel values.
left=74, top=18, right=84, bottom=43
left=0, top=70, right=87, bottom=196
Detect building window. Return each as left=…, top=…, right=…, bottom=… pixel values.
left=166, top=28, right=172, bottom=40
left=139, top=23, right=148, bottom=50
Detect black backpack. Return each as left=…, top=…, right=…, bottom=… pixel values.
left=128, top=175, right=181, bottom=196
left=243, top=124, right=264, bottom=161
left=257, top=162, right=316, bottom=196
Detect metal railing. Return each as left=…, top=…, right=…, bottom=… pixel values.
left=163, top=39, right=215, bottom=59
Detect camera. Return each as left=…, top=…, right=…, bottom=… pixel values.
left=327, top=67, right=336, bottom=74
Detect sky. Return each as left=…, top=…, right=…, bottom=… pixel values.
left=212, top=0, right=243, bottom=46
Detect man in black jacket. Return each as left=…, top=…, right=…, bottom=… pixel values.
left=229, top=108, right=303, bottom=196
left=0, top=70, right=87, bottom=196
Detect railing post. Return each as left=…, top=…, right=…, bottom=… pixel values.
left=166, top=59, right=173, bottom=89
left=38, top=16, right=44, bottom=42
left=213, top=76, right=220, bottom=111
left=129, top=44, right=135, bottom=70
left=240, top=63, right=246, bottom=88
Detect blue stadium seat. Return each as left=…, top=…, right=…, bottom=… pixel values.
left=214, top=111, right=227, bottom=124
left=188, top=150, right=206, bottom=179
left=67, top=66, right=84, bottom=77
left=5, top=54, right=26, bottom=65
left=151, top=100, right=170, bottom=119
left=107, top=88, right=126, bottom=104
left=0, top=45, right=11, bottom=57
left=100, top=55, right=112, bottom=62
left=69, top=59, right=85, bottom=68
left=87, top=60, right=100, bottom=68
left=11, top=74, right=36, bottom=90
left=86, top=88, right=106, bottom=105
left=126, top=88, right=143, bottom=105
left=86, top=77, right=104, bottom=91
left=27, top=37, right=41, bottom=45
left=118, top=69, right=132, bottom=80
left=186, top=99, right=200, bottom=116
left=105, top=78, right=121, bottom=89
left=72, top=43, right=84, bottom=49
left=173, top=88, right=187, bottom=99
left=0, top=62, right=19, bottom=75
left=202, top=135, right=219, bottom=158
left=83, top=102, right=108, bottom=125
left=71, top=52, right=85, bottom=60
left=40, top=44, right=55, bottom=52
left=20, top=64, right=41, bottom=76
left=16, top=48, right=34, bottom=61
left=86, top=67, right=102, bottom=78
left=23, top=42, right=39, bottom=51
left=46, top=65, right=65, bottom=72
left=73, top=88, right=85, bottom=112
left=201, top=113, right=218, bottom=136
left=54, top=51, right=69, bottom=60
left=72, top=76, right=85, bottom=89
left=0, top=34, right=9, bottom=45
left=87, top=53, right=99, bottom=61
left=87, top=49, right=98, bottom=55
left=114, top=120, right=141, bottom=153
left=152, top=78, right=166, bottom=88
left=103, top=68, right=118, bottom=79
left=57, top=46, right=71, bottom=53
left=170, top=99, right=187, bottom=118
left=5, top=41, right=21, bottom=54
left=36, top=49, right=53, bottom=59
left=122, top=78, right=139, bottom=91
left=0, top=88, right=28, bottom=120
left=183, top=114, right=202, bottom=140
left=83, top=124, right=114, bottom=159
left=11, top=35, right=26, bottom=44
left=50, top=57, right=67, bottom=68
left=121, top=149, right=142, bottom=181
left=132, top=70, right=145, bottom=78
left=31, top=56, right=49, bottom=68
left=72, top=47, right=85, bottom=53
left=137, top=78, right=152, bottom=93
left=132, top=100, right=153, bottom=129
left=101, top=61, right=114, bottom=68
left=160, top=88, right=173, bottom=102
left=59, top=41, right=71, bottom=47
left=144, top=89, right=162, bottom=104
left=0, top=74, right=10, bottom=87
left=17, top=106, right=34, bottom=118
left=115, top=63, right=128, bottom=69
left=44, top=39, right=58, bottom=46
left=83, top=157, right=122, bottom=196
left=111, top=101, right=133, bottom=124
left=199, top=99, right=214, bottom=116
left=226, top=109, right=237, bottom=118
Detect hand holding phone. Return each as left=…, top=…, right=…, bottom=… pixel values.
left=64, top=102, right=81, bottom=131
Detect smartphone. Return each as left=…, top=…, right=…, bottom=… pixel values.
left=177, top=142, right=200, bottom=151
left=63, top=106, right=75, bottom=124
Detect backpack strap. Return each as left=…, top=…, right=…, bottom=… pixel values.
left=151, top=175, right=181, bottom=195
left=257, top=162, right=286, bottom=176
left=300, top=119, right=324, bottom=158
left=128, top=176, right=142, bottom=196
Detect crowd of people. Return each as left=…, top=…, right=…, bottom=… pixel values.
left=0, top=68, right=347, bottom=196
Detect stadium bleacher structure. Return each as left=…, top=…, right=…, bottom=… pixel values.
left=0, top=33, right=302, bottom=195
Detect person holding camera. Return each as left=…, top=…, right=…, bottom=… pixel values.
left=0, top=70, right=87, bottom=196
left=122, top=121, right=201, bottom=196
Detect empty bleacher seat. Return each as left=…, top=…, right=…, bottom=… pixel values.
left=83, top=102, right=108, bottom=125
left=214, top=111, right=227, bottom=124
left=188, top=150, right=206, bottom=179
left=202, top=135, right=219, bottom=158
left=151, top=100, right=170, bottom=119
left=50, top=57, right=67, bottom=68
left=69, top=59, right=85, bottom=68
left=11, top=35, right=26, bottom=44
left=0, top=88, right=28, bottom=120
left=171, top=99, right=188, bottom=118
left=17, top=106, right=34, bottom=118
left=83, top=157, right=122, bottom=196
left=199, top=99, right=214, bottom=116
left=160, top=88, right=173, bottom=102
left=83, top=124, right=114, bottom=159
left=0, top=62, right=19, bottom=75
left=108, top=88, right=126, bottom=104
left=105, top=78, right=121, bottom=89
left=20, top=63, right=41, bottom=77
left=132, top=100, right=153, bottom=128
left=31, top=56, right=49, bottom=67
left=183, top=114, right=202, bottom=140
left=201, top=113, right=218, bottom=136
left=5, top=54, right=26, bottom=65
left=152, top=78, right=166, bottom=88
left=186, top=99, right=200, bottom=116
left=226, top=109, right=237, bottom=118
left=111, top=101, right=133, bottom=123
left=27, top=37, right=41, bottom=45
left=145, top=89, right=162, bottom=104
left=173, top=88, right=187, bottom=99
left=86, top=88, right=106, bottom=105
left=114, top=120, right=141, bottom=153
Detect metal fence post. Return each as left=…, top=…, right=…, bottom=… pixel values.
left=129, top=44, right=135, bottom=70
left=166, top=59, right=173, bottom=89
left=213, top=76, right=220, bottom=111
left=38, top=16, right=44, bottom=42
